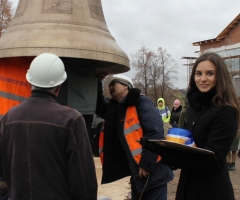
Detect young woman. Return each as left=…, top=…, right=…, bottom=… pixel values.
left=141, top=52, right=240, bottom=200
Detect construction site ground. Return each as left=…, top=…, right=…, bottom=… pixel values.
left=95, top=156, right=240, bottom=200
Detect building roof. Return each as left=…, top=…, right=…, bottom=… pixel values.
left=181, top=56, right=198, bottom=59
left=192, top=13, right=240, bottom=46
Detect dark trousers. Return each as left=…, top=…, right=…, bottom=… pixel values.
left=83, top=114, right=94, bottom=134
left=83, top=115, right=94, bottom=154
left=131, top=177, right=167, bottom=200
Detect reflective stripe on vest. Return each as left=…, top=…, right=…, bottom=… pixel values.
left=0, top=91, right=27, bottom=103
left=99, top=106, right=161, bottom=165
left=124, top=106, right=161, bottom=164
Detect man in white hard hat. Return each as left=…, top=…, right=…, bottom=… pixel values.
left=0, top=53, right=97, bottom=200
left=96, top=74, right=173, bottom=200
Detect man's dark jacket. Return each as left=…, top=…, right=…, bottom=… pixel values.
left=170, top=105, right=182, bottom=127
left=96, top=82, right=173, bottom=193
left=0, top=90, right=97, bottom=200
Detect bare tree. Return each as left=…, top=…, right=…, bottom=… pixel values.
left=155, top=47, right=178, bottom=99
left=0, top=0, right=13, bottom=37
left=148, top=53, right=162, bottom=103
left=131, top=46, right=155, bottom=96
left=132, top=46, right=179, bottom=105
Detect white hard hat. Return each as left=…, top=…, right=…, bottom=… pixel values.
left=104, top=74, right=134, bottom=91
left=26, top=53, right=67, bottom=88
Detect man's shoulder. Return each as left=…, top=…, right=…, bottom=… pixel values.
left=138, top=95, right=152, bottom=103
left=57, top=105, right=82, bottom=118
left=136, top=95, right=156, bottom=110
left=4, top=101, right=25, bottom=115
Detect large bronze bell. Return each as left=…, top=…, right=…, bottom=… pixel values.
left=0, top=0, right=130, bottom=75
left=0, top=0, right=130, bottom=118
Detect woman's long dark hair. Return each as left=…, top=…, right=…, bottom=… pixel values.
left=188, top=52, right=240, bottom=120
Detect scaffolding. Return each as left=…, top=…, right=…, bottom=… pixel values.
left=182, top=55, right=240, bottom=99
left=223, top=57, right=240, bottom=99
left=181, top=56, right=197, bottom=86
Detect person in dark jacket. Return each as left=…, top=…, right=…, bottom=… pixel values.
left=169, top=99, right=182, bottom=127
left=227, top=131, right=240, bottom=171
left=141, top=52, right=240, bottom=200
left=0, top=53, right=98, bottom=200
left=96, top=74, right=173, bottom=200
left=178, top=98, right=188, bottom=128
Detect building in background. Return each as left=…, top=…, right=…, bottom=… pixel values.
left=192, top=13, right=240, bottom=99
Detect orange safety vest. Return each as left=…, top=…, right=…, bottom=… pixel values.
left=99, top=106, right=161, bottom=164
left=0, top=57, right=33, bottom=117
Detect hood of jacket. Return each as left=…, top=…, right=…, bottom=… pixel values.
left=157, top=97, right=166, bottom=110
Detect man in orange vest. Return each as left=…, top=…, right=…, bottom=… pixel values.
left=96, top=74, right=173, bottom=200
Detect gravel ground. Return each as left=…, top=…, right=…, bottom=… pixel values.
left=95, top=157, right=240, bottom=200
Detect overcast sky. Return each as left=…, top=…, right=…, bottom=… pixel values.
left=10, top=0, right=240, bottom=89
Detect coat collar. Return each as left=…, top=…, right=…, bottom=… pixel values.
left=187, top=87, right=217, bottom=110
left=172, top=105, right=182, bottom=112
left=30, top=90, right=57, bottom=102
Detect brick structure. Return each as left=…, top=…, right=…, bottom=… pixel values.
left=192, top=13, right=240, bottom=98
left=193, top=13, right=240, bottom=55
